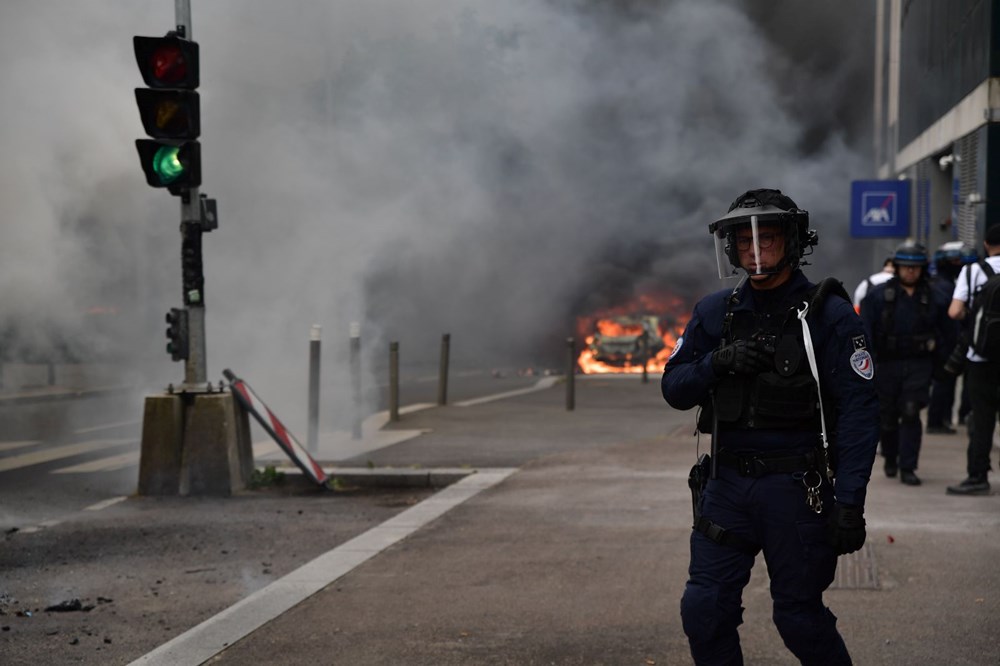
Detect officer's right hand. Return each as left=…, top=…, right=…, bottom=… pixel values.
left=710, top=340, right=773, bottom=376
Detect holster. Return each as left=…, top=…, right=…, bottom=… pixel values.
left=688, top=453, right=711, bottom=525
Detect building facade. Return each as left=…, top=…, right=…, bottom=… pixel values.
left=875, top=0, right=999, bottom=254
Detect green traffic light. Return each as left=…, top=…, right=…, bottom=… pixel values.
left=153, top=145, right=185, bottom=184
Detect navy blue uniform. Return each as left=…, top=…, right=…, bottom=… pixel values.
left=662, top=270, right=879, bottom=664
left=859, top=277, right=952, bottom=474
left=927, top=275, right=969, bottom=428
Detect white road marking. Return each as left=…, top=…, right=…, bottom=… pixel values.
left=84, top=496, right=128, bottom=511
left=0, top=440, right=41, bottom=453
left=128, top=468, right=518, bottom=666
left=14, top=495, right=130, bottom=535
left=252, top=441, right=279, bottom=458
left=454, top=377, right=559, bottom=406
left=74, top=419, right=141, bottom=435
left=0, top=438, right=134, bottom=473
left=52, top=451, right=139, bottom=474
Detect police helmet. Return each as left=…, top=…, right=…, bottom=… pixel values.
left=934, top=241, right=976, bottom=267
left=708, top=188, right=816, bottom=276
left=892, top=240, right=929, bottom=267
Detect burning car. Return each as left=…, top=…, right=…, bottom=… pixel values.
left=585, top=315, right=665, bottom=367
left=575, top=291, right=690, bottom=374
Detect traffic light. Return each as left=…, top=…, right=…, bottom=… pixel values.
left=165, top=307, right=190, bottom=362
left=134, top=34, right=200, bottom=195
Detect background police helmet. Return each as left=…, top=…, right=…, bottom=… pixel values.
left=892, top=240, right=929, bottom=267
left=708, top=188, right=816, bottom=273
left=957, top=241, right=979, bottom=264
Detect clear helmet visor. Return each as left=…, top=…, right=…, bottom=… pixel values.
left=713, top=215, right=768, bottom=279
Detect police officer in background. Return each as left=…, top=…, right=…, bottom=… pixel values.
left=860, top=241, right=953, bottom=486
left=662, top=189, right=879, bottom=665
left=926, top=241, right=977, bottom=433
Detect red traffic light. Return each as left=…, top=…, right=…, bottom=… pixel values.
left=134, top=35, right=199, bottom=89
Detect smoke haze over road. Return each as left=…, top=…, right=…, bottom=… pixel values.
left=0, top=0, right=874, bottom=428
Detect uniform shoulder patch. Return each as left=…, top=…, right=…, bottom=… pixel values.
left=668, top=336, right=683, bottom=360
left=850, top=349, right=874, bottom=380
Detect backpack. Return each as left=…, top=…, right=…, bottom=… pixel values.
left=970, top=260, right=1000, bottom=359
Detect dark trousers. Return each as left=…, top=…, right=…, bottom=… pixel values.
left=965, top=361, right=1000, bottom=477
left=927, top=375, right=956, bottom=427
left=928, top=373, right=972, bottom=426
left=875, top=358, right=932, bottom=471
left=681, top=466, right=850, bottom=665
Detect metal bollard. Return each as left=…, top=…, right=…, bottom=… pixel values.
left=566, top=337, right=576, bottom=411
left=389, top=341, right=400, bottom=422
left=350, top=322, right=362, bottom=440
left=438, top=333, right=450, bottom=406
left=641, top=337, right=649, bottom=384
left=308, top=324, right=321, bottom=454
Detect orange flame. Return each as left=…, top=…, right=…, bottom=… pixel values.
left=575, top=291, right=690, bottom=375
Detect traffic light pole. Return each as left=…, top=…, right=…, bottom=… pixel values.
left=137, top=0, right=253, bottom=497
left=181, top=194, right=207, bottom=387
left=175, top=0, right=206, bottom=388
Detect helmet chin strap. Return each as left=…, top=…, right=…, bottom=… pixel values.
left=748, top=253, right=793, bottom=281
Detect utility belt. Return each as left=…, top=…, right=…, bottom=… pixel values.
left=878, top=334, right=936, bottom=358
left=689, top=447, right=828, bottom=556
left=715, top=447, right=825, bottom=478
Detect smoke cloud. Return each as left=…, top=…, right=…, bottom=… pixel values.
left=0, top=0, right=874, bottom=427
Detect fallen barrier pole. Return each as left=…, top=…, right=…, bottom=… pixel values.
left=223, top=368, right=329, bottom=487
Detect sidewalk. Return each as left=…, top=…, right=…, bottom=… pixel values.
left=136, top=376, right=1000, bottom=665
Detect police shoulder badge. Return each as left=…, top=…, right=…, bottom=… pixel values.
left=668, top=336, right=683, bottom=360
left=850, top=349, right=874, bottom=380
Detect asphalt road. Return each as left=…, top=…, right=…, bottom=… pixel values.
left=0, top=366, right=544, bottom=529
left=1, top=374, right=998, bottom=665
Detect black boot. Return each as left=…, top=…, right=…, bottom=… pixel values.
left=900, top=470, right=921, bottom=486
left=946, top=475, right=990, bottom=496
left=884, top=458, right=898, bottom=478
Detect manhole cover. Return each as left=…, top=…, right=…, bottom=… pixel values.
left=831, top=541, right=879, bottom=590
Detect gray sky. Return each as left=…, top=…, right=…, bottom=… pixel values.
left=0, top=0, right=875, bottom=428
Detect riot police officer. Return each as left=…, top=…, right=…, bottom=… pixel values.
left=662, top=189, right=879, bottom=665
left=927, top=241, right=977, bottom=432
left=860, top=241, right=953, bottom=485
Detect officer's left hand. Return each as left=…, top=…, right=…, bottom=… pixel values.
left=827, top=503, right=866, bottom=555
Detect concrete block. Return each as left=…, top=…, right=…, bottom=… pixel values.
left=138, top=394, right=184, bottom=495
left=180, top=392, right=253, bottom=496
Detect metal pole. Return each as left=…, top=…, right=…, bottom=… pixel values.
left=182, top=225, right=206, bottom=386
left=437, top=333, right=450, bottom=406
left=566, top=337, right=576, bottom=411
left=307, top=324, right=321, bottom=454
left=175, top=0, right=206, bottom=388
left=175, top=0, right=192, bottom=37
left=641, top=335, right=649, bottom=384
left=350, top=322, right=361, bottom=439
left=389, top=341, right=400, bottom=422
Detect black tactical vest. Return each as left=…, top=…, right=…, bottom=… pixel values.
left=704, top=284, right=822, bottom=433
left=876, top=280, right=936, bottom=358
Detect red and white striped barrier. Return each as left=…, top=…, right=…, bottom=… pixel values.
left=223, top=369, right=329, bottom=487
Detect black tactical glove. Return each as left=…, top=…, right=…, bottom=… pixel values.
left=932, top=362, right=952, bottom=383
left=710, top=340, right=773, bottom=376
left=827, top=502, right=866, bottom=555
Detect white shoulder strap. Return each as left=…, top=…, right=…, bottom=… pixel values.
left=796, top=301, right=835, bottom=481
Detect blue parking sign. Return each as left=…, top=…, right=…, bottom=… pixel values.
left=850, top=180, right=910, bottom=238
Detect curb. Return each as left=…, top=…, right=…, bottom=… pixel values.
left=278, top=466, right=477, bottom=489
